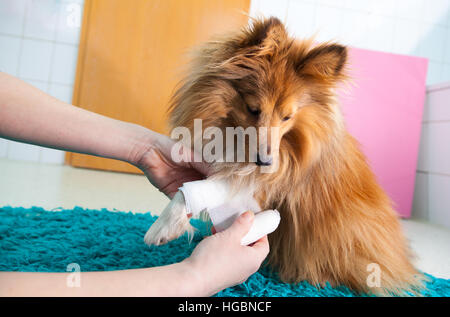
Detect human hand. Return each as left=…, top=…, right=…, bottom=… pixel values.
left=183, top=211, right=270, bottom=296
left=136, top=132, right=210, bottom=198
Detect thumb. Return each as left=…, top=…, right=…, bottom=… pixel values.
left=225, top=211, right=254, bottom=241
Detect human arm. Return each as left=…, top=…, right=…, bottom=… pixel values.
left=0, top=72, right=208, bottom=197
left=0, top=212, right=269, bottom=296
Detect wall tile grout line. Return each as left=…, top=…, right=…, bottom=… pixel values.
left=417, top=170, right=450, bottom=178
left=6, top=0, right=30, bottom=159
left=18, top=77, right=74, bottom=87
left=307, top=2, right=449, bottom=27
left=1, top=0, right=80, bottom=164
left=274, top=2, right=450, bottom=65
left=422, top=120, right=450, bottom=124
left=0, top=32, right=79, bottom=47
left=41, top=0, right=64, bottom=163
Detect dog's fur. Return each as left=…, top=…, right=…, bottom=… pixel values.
left=145, top=17, right=425, bottom=295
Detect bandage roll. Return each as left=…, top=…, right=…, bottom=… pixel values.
left=209, top=206, right=280, bottom=245
left=240, top=209, right=280, bottom=246
left=208, top=198, right=261, bottom=232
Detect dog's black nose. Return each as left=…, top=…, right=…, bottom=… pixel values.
left=256, top=153, right=272, bottom=166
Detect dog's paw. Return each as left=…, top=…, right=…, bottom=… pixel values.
left=144, top=217, right=174, bottom=245
left=144, top=191, right=194, bottom=246
left=144, top=214, right=194, bottom=246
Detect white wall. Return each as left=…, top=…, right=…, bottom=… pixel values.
left=250, top=0, right=450, bottom=85
left=413, top=83, right=450, bottom=228
left=0, top=0, right=83, bottom=164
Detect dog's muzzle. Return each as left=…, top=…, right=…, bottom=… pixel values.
left=256, top=153, right=273, bottom=166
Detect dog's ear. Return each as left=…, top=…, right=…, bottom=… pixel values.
left=296, top=44, right=347, bottom=80
left=217, top=17, right=287, bottom=79
left=239, top=17, right=287, bottom=51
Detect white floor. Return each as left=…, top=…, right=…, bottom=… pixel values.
left=0, top=158, right=169, bottom=215
left=0, top=158, right=449, bottom=279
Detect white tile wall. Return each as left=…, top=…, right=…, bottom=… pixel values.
left=424, top=86, right=450, bottom=121
left=412, top=171, right=429, bottom=220
left=413, top=83, right=450, bottom=228
left=19, top=39, right=53, bottom=81
left=314, top=5, right=343, bottom=41
left=250, top=0, right=290, bottom=22
left=420, top=25, right=446, bottom=62
left=396, top=0, right=425, bottom=20
left=442, top=63, right=450, bottom=82
left=56, top=0, right=83, bottom=44
left=51, top=43, right=78, bottom=84
left=0, top=35, right=21, bottom=75
left=7, top=141, right=41, bottom=162
left=426, top=122, right=450, bottom=175
left=24, top=0, right=59, bottom=41
left=250, top=0, right=450, bottom=85
left=22, top=78, right=49, bottom=92
left=427, top=61, right=444, bottom=86
left=49, top=82, right=73, bottom=103
left=393, top=19, right=422, bottom=56
left=0, top=0, right=27, bottom=36
left=0, top=0, right=84, bottom=164
left=423, top=0, right=450, bottom=25
left=0, top=139, right=8, bottom=157
left=40, top=148, right=66, bottom=164
left=429, top=174, right=450, bottom=228
left=285, top=0, right=316, bottom=39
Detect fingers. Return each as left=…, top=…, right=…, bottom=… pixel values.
left=225, top=211, right=254, bottom=242
left=180, top=144, right=210, bottom=176
left=249, top=235, right=270, bottom=259
left=157, top=133, right=210, bottom=177
left=167, top=191, right=176, bottom=199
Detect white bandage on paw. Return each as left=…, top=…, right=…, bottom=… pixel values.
left=179, top=179, right=237, bottom=217
left=179, top=179, right=280, bottom=245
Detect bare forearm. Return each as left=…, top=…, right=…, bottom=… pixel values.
left=0, top=72, right=155, bottom=165
left=0, top=261, right=206, bottom=297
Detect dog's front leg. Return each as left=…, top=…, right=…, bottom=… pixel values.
left=144, top=191, right=194, bottom=246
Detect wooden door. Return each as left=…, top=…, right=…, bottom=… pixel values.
left=66, top=0, right=250, bottom=173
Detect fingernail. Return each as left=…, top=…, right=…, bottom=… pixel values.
left=240, top=211, right=253, bottom=222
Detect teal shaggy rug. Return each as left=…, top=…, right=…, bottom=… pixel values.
left=1, top=206, right=449, bottom=297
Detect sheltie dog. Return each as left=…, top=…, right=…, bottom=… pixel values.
left=145, top=17, right=425, bottom=296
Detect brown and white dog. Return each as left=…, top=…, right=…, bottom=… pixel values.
left=145, top=17, right=425, bottom=296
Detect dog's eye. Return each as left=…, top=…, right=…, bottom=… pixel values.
left=282, top=115, right=291, bottom=121
left=247, top=104, right=261, bottom=116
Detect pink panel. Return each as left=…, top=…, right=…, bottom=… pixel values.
left=337, top=48, right=428, bottom=218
